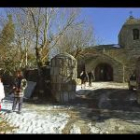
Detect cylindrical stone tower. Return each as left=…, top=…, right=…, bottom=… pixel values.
left=50, top=53, right=77, bottom=102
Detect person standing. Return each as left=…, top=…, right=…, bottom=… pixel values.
left=88, top=71, right=95, bottom=87
left=10, top=70, right=27, bottom=114
left=0, top=76, right=5, bottom=111
left=80, top=70, right=89, bottom=89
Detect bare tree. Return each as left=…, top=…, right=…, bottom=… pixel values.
left=8, top=8, right=82, bottom=76
left=0, top=9, right=37, bottom=74
left=55, top=24, right=95, bottom=58
left=4, top=8, right=84, bottom=97
left=6, top=8, right=35, bottom=69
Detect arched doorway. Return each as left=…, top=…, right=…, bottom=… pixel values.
left=95, top=63, right=113, bottom=81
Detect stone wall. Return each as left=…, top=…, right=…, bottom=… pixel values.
left=119, top=25, right=140, bottom=49
left=118, top=18, right=140, bottom=78
left=85, top=54, right=123, bottom=82
left=76, top=17, right=140, bottom=83
left=103, top=48, right=128, bottom=82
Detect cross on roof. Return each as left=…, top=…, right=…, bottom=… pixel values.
left=129, top=11, right=133, bottom=18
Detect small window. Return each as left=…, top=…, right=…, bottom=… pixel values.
left=133, top=29, right=139, bottom=40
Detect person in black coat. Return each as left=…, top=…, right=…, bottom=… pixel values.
left=88, top=71, right=95, bottom=87
left=80, top=70, right=89, bottom=89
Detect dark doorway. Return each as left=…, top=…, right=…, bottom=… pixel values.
left=95, top=63, right=113, bottom=81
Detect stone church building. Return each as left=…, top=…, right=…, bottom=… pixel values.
left=78, top=15, right=140, bottom=82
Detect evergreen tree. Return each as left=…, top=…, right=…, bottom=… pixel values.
left=0, top=14, right=15, bottom=47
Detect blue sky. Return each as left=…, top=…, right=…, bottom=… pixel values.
left=81, top=8, right=140, bottom=45
left=0, top=8, right=140, bottom=45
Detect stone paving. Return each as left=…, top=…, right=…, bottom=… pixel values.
left=1, top=82, right=140, bottom=134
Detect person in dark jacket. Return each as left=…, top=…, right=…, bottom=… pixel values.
left=88, top=71, right=95, bottom=87
left=9, top=70, right=27, bottom=114
left=80, top=70, right=89, bottom=89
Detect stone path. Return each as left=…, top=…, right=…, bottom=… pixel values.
left=1, top=82, right=140, bottom=134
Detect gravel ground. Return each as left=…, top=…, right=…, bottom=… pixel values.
left=1, top=82, right=140, bottom=134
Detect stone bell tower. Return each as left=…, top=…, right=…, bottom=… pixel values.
left=118, top=12, right=140, bottom=50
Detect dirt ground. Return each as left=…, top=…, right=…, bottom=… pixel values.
left=1, top=82, right=140, bottom=134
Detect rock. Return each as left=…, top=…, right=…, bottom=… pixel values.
left=88, top=123, right=100, bottom=134
left=90, top=127, right=100, bottom=134
left=92, top=116, right=99, bottom=121
left=75, top=78, right=81, bottom=85
left=33, top=97, right=38, bottom=100
left=118, top=126, right=125, bottom=131
left=70, top=124, right=81, bottom=134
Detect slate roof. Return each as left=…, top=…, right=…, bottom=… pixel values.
left=86, top=44, right=121, bottom=51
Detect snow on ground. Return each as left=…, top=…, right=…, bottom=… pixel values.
left=1, top=82, right=140, bottom=134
